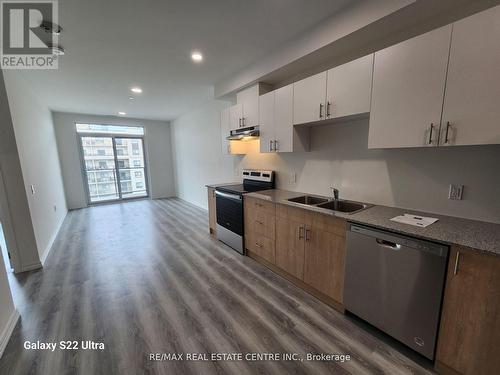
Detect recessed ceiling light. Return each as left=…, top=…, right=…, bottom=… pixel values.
left=118, top=111, right=126, bottom=115
left=191, top=52, right=203, bottom=62
left=130, top=87, right=142, bottom=93
left=128, top=97, right=135, bottom=100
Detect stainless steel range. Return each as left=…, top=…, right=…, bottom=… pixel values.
left=215, top=169, right=274, bottom=254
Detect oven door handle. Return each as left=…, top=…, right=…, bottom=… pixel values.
left=215, top=190, right=242, bottom=201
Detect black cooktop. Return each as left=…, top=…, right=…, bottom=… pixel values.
left=216, top=181, right=273, bottom=195
left=216, top=184, right=247, bottom=194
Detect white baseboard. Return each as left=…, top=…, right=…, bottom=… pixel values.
left=0, top=309, right=20, bottom=359
left=40, top=211, right=67, bottom=267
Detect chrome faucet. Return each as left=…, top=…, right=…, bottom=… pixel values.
left=330, top=187, right=339, bottom=200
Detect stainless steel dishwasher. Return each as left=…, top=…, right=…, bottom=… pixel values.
left=344, top=223, right=449, bottom=360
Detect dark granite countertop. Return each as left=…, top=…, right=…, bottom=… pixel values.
left=244, top=189, right=500, bottom=256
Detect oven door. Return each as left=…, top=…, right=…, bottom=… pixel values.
left=215, top=190, right=244, bottom=253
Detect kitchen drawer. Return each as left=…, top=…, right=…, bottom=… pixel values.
left=245, top=208, right=275, bottom=240
left=245, top=232, right=275, bottom=264
left=245, top=196, right=275, bottom=214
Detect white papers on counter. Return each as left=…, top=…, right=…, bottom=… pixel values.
left=390, top=213, right=439, bottom=228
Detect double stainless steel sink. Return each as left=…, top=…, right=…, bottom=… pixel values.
left=287, top=195, right=370, bottom=214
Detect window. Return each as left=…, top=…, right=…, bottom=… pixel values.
left=76, top=123, right=144, bottom=135
left=79, top=134, right=148, bottom=203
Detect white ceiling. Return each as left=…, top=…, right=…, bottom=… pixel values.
left=17, top=0, right=356, bottom=121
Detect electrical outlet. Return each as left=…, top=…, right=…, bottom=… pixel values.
left=290, top=172, right=297, bottom=184
left=448, top=184, right=463, bottom=200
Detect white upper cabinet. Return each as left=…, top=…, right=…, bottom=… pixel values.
left=220, top=107, right=231, bottom=154
left=326, top=54, right=373, bottom=119
left=293, top=71, right=327, bottom=125
left=368, top=25, right=452, bottom=149
left=260, top=84, right=309, bottom=153
left=274, top=84, right=294, bottom=153
left=259, top=91, right=275, bottom=153
left=440, top=5, right=500, bottom=146
left=237, top=84, right=267, bottom=128
left=293, top=56, right=373, bottom=126
left=229, top=103, right=243, bottom=130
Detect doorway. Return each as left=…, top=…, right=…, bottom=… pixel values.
left=76, top=124, right=148, bottom=204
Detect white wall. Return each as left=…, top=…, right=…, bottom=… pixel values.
left=172, top=100, right=500, bottom=224
left=0, top=248, right=16, bottom=358
left=52, top=112, right=175, bottom=209
left=4, top=72, right=68, bottom=265
left=171, top=100, right=241, bottom=209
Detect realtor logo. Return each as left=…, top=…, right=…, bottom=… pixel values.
left=1, top=0, right=59, bottom=69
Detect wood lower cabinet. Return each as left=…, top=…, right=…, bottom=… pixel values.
left=207, top=187, right=216, bottom=235
left=275, top=216, right=305, bottom=279
left=245, top=231, right=275, bottom=264
left=303, top=213, right=346, bottom=303
left=244, top=196, right=276, bottom=263
left=275, top=203, right=346, bottom=305
left=436, top=246, right=500, bottom=375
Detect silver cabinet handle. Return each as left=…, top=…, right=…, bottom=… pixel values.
left=326, top=101, right=331, bottom=117
left=242, top=117, right=245, bottom=127
left=239, top=118, right=241, bottom=127
left=305, top=228, right=311, bottom=241
left=298, top=226, right=304, bottom=240
left=444, top=121, right=451, bottom=144
left=269, top=140, right=273, bottom=152
left=319, top=103, right=324, bottom=118
left=255, top=220, right=263, bottom=225
left=453, top=250, right=460, bottom=275
left=428, top=123, right=434, bottom=145
left=274, top=140, right=278, bottom=152
left=255, top=242, right=263, bottom=248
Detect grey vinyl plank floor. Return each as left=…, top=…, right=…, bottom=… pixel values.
left=0, top=198, right=435, bottom=374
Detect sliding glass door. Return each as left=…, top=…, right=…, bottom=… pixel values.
left=79, top=128, right=148, bottom=204
left=115, top=138, right=147, bottom=199
left=81, top=136, right=120, bottom=203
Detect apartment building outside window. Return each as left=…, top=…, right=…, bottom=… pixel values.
left=76, top=124, right=148, bottom=203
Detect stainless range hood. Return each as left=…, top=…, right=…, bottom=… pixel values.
left=226, top=126, right=260, bottom=141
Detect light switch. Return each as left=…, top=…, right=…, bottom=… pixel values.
left=448, top=184, right=463, bottom=200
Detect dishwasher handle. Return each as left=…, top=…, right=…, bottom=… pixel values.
left=376, top=238, right=402, bottom=250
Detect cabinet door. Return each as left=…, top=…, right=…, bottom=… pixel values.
left=303, top=213, right=346, bottom=303
left=274, top=84, right=294, bottom=153
left=259, top=91, right=275, bottom=153
left=293, top=71, right=327, bottom=125
left=229, top=103, right=243, bottom=130
left=207, top=187, right=216, bottom=235
left=368, top=25, right=452, bottom=148
left=220, top=108, right=231, bottom=154
left=436, top=246, right=500, bottom=375
left=440, top=5, right=500, bottom=146
left=237, top=85, right=260, bottom=128
left=275, top=217, right=305, bottom=279
left=326, top=54, right=373, bottom=119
